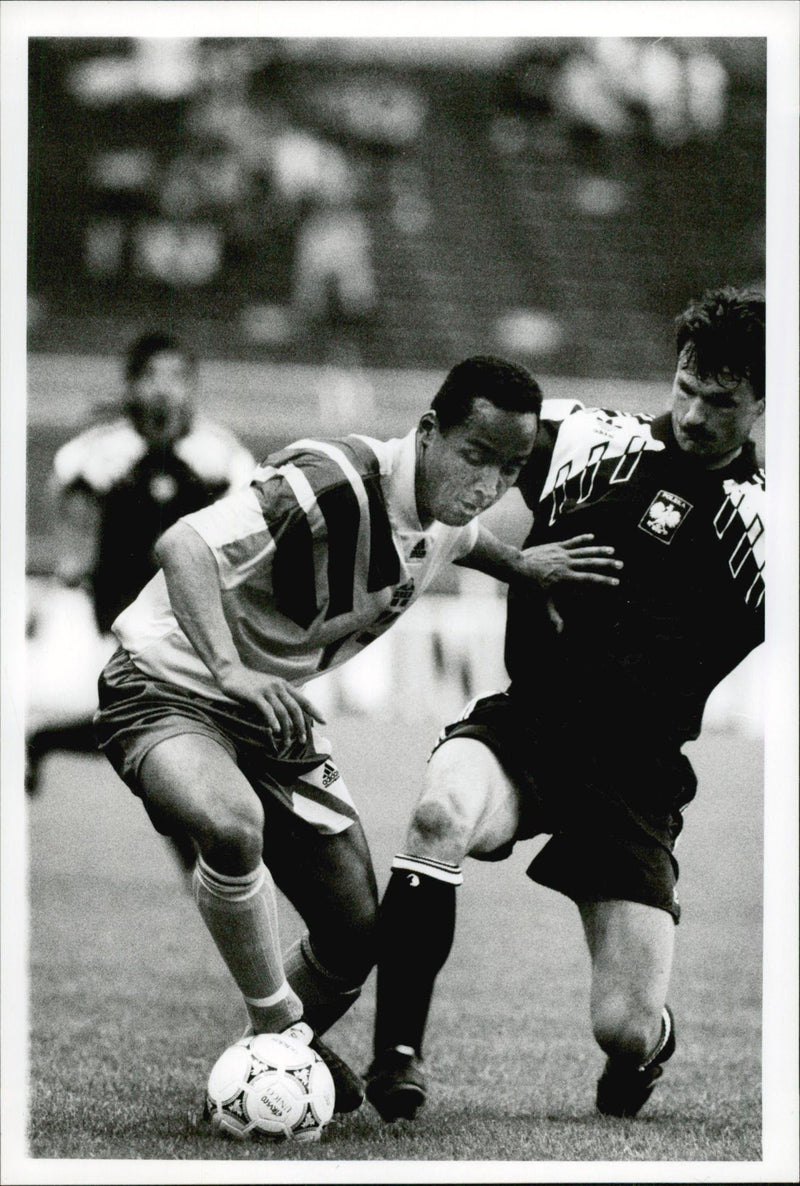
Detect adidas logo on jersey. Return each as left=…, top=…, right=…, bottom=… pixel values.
left=409, top=539, right=427, bottom=560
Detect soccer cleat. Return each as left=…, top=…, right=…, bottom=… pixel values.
left=283, top=1021, right=365, bottom=1115
left=366, top=1047, right=427, bottom=1122
left=596, top=1005, right=676, bottom=1118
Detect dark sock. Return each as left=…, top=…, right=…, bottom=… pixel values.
left=373, top=860, right=460, bottom=1058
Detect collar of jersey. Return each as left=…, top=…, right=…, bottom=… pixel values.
left=384, top=427, right=427, bottom=534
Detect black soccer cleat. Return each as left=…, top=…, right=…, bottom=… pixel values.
left=596, top=1005, right=676, bottom=1118
left=366, top=1047, right=427, bottom=1122
left=284, top=1021, right=365, bottom=1115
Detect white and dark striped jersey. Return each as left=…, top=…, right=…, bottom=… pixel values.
left=52, top=415, right=255, bottom=631
left=508, top=400, right=765, bottom=742
left=113, top=429, right=479, bottom=699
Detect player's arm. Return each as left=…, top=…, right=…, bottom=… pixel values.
left=154, top=521, right=324, bottom=741
left=53, top=485, right=101, bottom=586
left=456, top=524, right=621, bottom=589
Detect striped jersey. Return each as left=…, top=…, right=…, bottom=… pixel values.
left=113, top=429, right=479, bottom=699
left=507, top=400, right=765, bottom=743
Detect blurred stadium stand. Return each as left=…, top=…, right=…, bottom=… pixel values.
left=25, top=37, right=766, bottom=729
left=28, top=37, right=765, bottom=371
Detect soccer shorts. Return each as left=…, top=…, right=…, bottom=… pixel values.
left=94, top=647, right=359, bottom=835
left=432, top=691, right=698, bottom=923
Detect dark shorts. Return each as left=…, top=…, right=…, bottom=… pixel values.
left=433, top=691, right=698, bottom=923
left=94, top=648, right=358, bottom=836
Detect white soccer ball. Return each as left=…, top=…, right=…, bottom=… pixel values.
left=206, top=1031, right=335, bottom=1142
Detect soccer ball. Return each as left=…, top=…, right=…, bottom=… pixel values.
left=206, top=1031, right=335, bottom=1142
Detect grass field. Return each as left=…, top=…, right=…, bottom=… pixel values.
left=16, top=710, right=767, bottom=1178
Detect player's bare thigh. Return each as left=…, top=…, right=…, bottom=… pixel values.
left=139, top=732, right=265, bottom=873
left=405, top=736, right=521, bottom=865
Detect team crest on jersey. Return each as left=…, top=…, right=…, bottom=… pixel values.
left=638, top=490, right=693, bottom=544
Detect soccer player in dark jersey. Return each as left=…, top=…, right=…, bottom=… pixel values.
left=51, top=331, right=255, bottom=633
left=366, top=288, right=765, bottom=1122
left=93, top=356, right=620, bottom=1115
left=26, top=331, right=254, bottom=796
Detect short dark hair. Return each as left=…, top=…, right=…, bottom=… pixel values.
left=431, top=356, right=543, bottom=431
left=675, top=287, right=765, bottom=403
left=124, top=332, right=195, bottom=383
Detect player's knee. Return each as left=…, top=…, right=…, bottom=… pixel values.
left=407, top=793, right=472, bottom=862
left=196, top=798, right=265, bottom=871
left=592, top=992, right=664, bottom=1062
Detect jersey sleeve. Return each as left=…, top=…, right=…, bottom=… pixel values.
left=178, top=448, right=342, bottom=599
left=51, top=419, right=145, bottom=496
left=173, top=419, right=256, bottom=493
left=179, top=482, right=286, bottom=591
left=516, top=398, right=584, bottom=509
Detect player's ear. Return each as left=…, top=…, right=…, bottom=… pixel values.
left=418, top=410, right=439, bottom=447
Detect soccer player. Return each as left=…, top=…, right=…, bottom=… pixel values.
left=366, top=288, right=765, bottom=1122
left=93, top=356, right=620, bottom=1112
left=26, top=331, right=255, bottom=798
left=50, top=331, right=255, bottom=634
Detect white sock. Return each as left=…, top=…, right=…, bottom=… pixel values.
left=193, top=856, right=302, bottom=1033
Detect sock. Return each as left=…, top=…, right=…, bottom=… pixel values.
left=373, top=854, right=462, bottom=1058
left=193, top=856, right=303, bottom=1034
left=283, top=934, right=362, bottom=1036
left=639, top=1007, right=671, bottom=1070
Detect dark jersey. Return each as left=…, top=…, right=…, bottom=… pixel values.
left=508, top=401, right=765, bottom=746
left=52, top=416, right=254, bottom=632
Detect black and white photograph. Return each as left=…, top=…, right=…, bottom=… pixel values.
left=1, top=3, right=797, bottom=1184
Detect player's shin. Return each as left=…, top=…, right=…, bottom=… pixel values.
left=283, top=933, right=363, bottom=1035
left=193, top=856, right=303, bottom=1033
left=372, top=854, right=462, bottom=1058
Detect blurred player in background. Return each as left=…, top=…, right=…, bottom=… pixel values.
left=367, top=288, right=765, bottom=1122
left=26, top=331, right=255, bottom=820
left=93, top=356, right=620, bottom=1113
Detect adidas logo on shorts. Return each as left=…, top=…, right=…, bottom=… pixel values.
left=321, top=762, right=340, bottom=788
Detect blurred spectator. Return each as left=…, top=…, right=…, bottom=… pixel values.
left=292, top=197, right=376, bottom=332
left=27, top=331, right=255, bottom=806
left=305, top=74, right=427, bottom=151
left=553, top=37, right=728, bottom=148
left=68, top=37, right=201, bottom=106
left=267, top=120, right=377, bottom=338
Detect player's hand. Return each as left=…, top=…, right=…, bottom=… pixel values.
left=518, top=535, right=622, bottom=589
left=217, top=666, right=326, bottom=743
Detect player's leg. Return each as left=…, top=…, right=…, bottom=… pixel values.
left=579, top=898, right=676, bottom=1117
left=367, top=735, right=521, bottom=1121
left=138, top=733, right=303, bottom=1035
left=262, top=813, right=378, bottom=1114
left=264, top=811, right=379, bottom=1036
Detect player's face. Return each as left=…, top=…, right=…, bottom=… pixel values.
left=670, top=349, right=764, bottom=468
left=416, top=397, right=538, bottom=527
left=129, top=350, right=195, bottom=443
